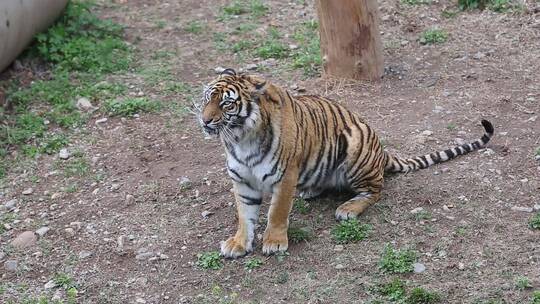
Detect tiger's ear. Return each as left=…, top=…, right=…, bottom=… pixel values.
left=220, top=68, right=237, bottom=76
left=242, top=74, right=267, bottom=93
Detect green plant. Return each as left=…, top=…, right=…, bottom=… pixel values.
left=222, top=1, right=249, bottom=15
left=458, top=0, right=488, bottom=10
left=488, top=0, right=518, bottom=12
left=420, top=29, right=448, bottom=45
left=379, top=244, right=417, bottom=274
left=293, top=198, right=311, bottom=214
left=274, top=271, right=289, bottom=284
left=516, top=276, right=532, bottom=290
left=53, top=273, right=77, bottom=290
left=196, top=251, right=223, bottom=270
left=291, top=21, right=322, bottom=76
left=378, top=278, right=407, bottom=301
left=185, top=21, right=204, bottom=34
left=447, top=123, right=457, bottom=130
left=442, top=9, right=459, bottom=18
left=40, top=134, right=69, bottom=155
left=256, top=39, right=289, bottom=59
left=331, top=219, right=372, bottom=244
left=406, top=287, right=441, bottom=304
left=535, top=147, right=540, bottom=156
left=63, top=158, right=90, bottom=177
left=288, top=227, right=313, bottom=243
left=249, top=0, right=269, bottom=18
left=414, top=210, right=432, bottom=221
left=104, top=98, right=159, bottom=117
left=244, top=257, right=263, bottom=270
left=530, top=212, right=540, bottom=230
left=532, top=291, right=540, bottom=304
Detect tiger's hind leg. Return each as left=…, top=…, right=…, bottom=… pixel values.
left=335, top=175, right=383, bottom=221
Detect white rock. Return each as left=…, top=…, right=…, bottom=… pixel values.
left=214, top=67, right=226, bottom=74
left=0, top=251, right=5, bottom=260
left=511, top=206, right=533, bottom=213
left=64, top=228, right=76, bottom=237
left=135, top=298, right=146, bottom=304
left=289, top=44, right=299, bottom=50
left=58, top=148, right=71, bottom=160
left=433, top=105, right=445, bottom=113
left=334, top=245, right=344, bottom=252
left=335, top=264, right=345, bottom=270
left=527, top=115, right=538, bottom=122
left=472, top=52, right=486, bottom=60
left=35, top=227, right=50, bottom=237
left=22, top=188, right=33, bottom=195
left=441, top=167, right=450, bottom=173
left=79, top=250, right=93, bottom=259
left=201, top=210, right=214, bottom=218
left=44, top=280, right=57, bottom=289
left=457, top=262, right=465, bottom=270
left=4, top=199, right=17, bottom=211
left=125, top=194, right=135, bottom=204
left=483, top=148, right=495, bottom=156
left=76, top=97, right=96, bottom=111
left=534, top=204, right=540, bottom=211
left=410, top=207, right=424, bottom=214
left=95, top=118, right=108, bottom=124
left=245, top=63, right=258, bottom=70
left=421, top=130, right=433, bottom=136
left=136, top=252, right=155, bottom=260
left=454, top=138, right=466, bottom=146
left=4, top=260, right=18, bottom=271
left=413, top=262, right=426, bottom=273
left=111, top=183, right=121, bottom=191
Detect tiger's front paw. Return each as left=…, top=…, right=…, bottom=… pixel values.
left=262, top=231, right=288, bottom=255
left=220, top=237, right=251, bottom=258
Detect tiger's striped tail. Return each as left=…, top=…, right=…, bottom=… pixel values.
left=384, top=120, right=494, bottom=173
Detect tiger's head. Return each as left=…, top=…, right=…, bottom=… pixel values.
left=199, top=68, right=267, bottom=139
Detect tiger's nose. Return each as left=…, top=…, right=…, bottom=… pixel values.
left=202, top=117, right=213, bottom=125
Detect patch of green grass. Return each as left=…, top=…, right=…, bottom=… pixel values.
left=53, top=273, right=77, bottom=290
left=293, top=198, right=311, bottom=214
left=0, top=213, right=18, bottom=234
left=63, top=157, right=90, bottom=177
left=535, top=147, right=540, bottom=156
left=442, top=9, right=459, bottom=18
left=244, top=257, right=263, bottom=270
left=288, top=227, right=313, bottom=243
left=532, top=291, right=540, bottom=304
left=378, top=278, right=407, bottom=301
left=331, top=219, right=372, bottom=244
left=458, top=0, right=520, bottom=11
left=256, top=37, right=289, bottom=59
left=420, top=29, right=448, bottom=45
left=249, top=0, right=269, bottom=18
left=530, top=212, right=540, bottom=230
left=515, top=276, right=532, bottom=290
left=447, top=123, right=457, bottom=130
left=196, top=251, right=223, bottom=270
left=222, top=0, right=249, bottom=16
left=104, top=98, right=159, bottom=117
left=291, top=21, right=322, bottom=76
left=458, top=0, right=488, bottom=10
left=33, top=1, right=130, bottom=73
left=221, top=0, right=268, bottom=18
left=233, top=23, right=258, bottom=35
left=274, top=271, right=289, bottom=284
left=406, top=287, right=441, bottom=304
left=155, top=20, right=167, bottom=29
left=185, top=21, right=205, bottom=34
left=414, top=210, right=432, bottom=221
left=379, top=244, right=417, bottom=274
left=232, top=40, right=253, bottom=53
left=40, top=134, right=69, bottom=155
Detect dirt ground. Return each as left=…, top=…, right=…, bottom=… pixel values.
left=1, top=0, right=540, bottom=303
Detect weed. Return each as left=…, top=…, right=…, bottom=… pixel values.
left=414, top=210, right=432, bottom=221
left=293, top=198, right=311, bottom=214
left=54, top=273, right=77, bottom=290
left=275, top=251, right=289, bottom=263
left=378, top=278, right=407, bottom=301
left=63, top=158, right=90, bottom=177
left=459, top=0, right=488, bottom=10
left=447, top=123, right=457, bottom=130
left=155, top=20, right=167, bottom=29
left=196, top=251, right=223, bottom=270
left=0, top=213, right=18, bottom=234
left=233, top=23, right=258, bottom=35
left=532, top=291, right=540, bottom=304
left=104, top=98, right=159, bottom=117
left=250, top=0, right=269, bottom=18
left=515, top=276, right=532, bottom=290
left=291, top=21, right=322, bottom=76
left=406, top=287, right=441, bottom=303
left=274, top=271, right=289, bottom=284
left=535, top=147, right=540, bottom=156
left=256, top=36, right=289, bottom=59
left=221, top=0, right=268, bottom=18
left=379, top=244, right=417, bottom=274
left=40, top=134, right=69, bottom=155
left=223, top=0, right=248, bottom=15
left=442, top=9, right=459, bottom=18
left=420, top=29, right=448, bottom=45
left=232, top=40, right=253, bottom=53
left=185, top=21, right=204, bottom=34
left=244, top=257, right=263, bottom=270
left=65, top=184, right=78, bottom=193
left=331, top=219, right=372, bottom=244
left=32, top=1, right=130, bottom=73
left=529, top=212, right=540, bottom=230
left=288, top=227, right=313, bottom=243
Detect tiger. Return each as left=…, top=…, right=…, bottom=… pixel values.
left=198, top=68, right=494, bottom=258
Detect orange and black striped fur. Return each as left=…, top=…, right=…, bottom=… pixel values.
left=199, top=69, right=494, bottom=258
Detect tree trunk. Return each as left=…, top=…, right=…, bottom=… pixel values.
left=316, top=0, right=383, bottom=80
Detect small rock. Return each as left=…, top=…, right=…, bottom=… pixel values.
left=136, top=252, right=155, bottom=260
left=35, top=227, right=50, bottom=237
left=457, top=130, right=467, bottom=136
left=51, top=192, right=62, bottom=200
left=179, top=177, right=191, bottom=189
left=334, top=245, right=344, bottom=252
left=535, top=155, right=540, bottom=161
left=527, top=115, right=538, bottom=122
left=511, top=206, right=533, bottom=213
left=136, top=298, right=147, bottom=304
left=76, top=97, right=95, bottom=111
left=442, top=91, right=452, bottom=97
left=95, top=117, right=108, bottom=124
left=4, top=199, right=17, bottom=211
left=158, top=253, right=169, bottom=260
left=454, top=138, right=466, bottom=146
left=457, top=262, right=465, bottom=270
left=4, top=260, right=18, bottom=271
left=335, top=264, right=345, bottom=270
left=483, top=148, right=495, bottom=156
left=533, top=204, right=540, bottom=211
left=64, top=228, right=76, bottom=237
left=413, top=262, right=426, bottom=273
left=214, top=66, right=226, bottom=74
left=44, top=280, right=57, bottom=289
left=433, top=105, right=445, bottom=113
left=472, top=52, right=486, bottom=60
left=22, top=188, right=33, bottom=195
left=0, top=251, right=5, bottom=260
left=289, top=44, right=299, bottom=50
left=58, top=148, right=71, bottom=160
left=441, top=167, right=450, bottom=173
left=125, top=194, right=135, bottom=204
left=201, top=210, right=214, bottom=218
left=245, top=63, right=258, bottom=70
left=421, top=130, right=433, bottom=136
left=410, top=207, right=424, bottom=214
left=78, top=250, right=93, bottom=259
left=111, top=183, right=121, bottom=191
left=10, top=231, right=37, bottom=248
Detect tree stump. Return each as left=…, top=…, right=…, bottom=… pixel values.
left=316, top=0, right=383, bottom=80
